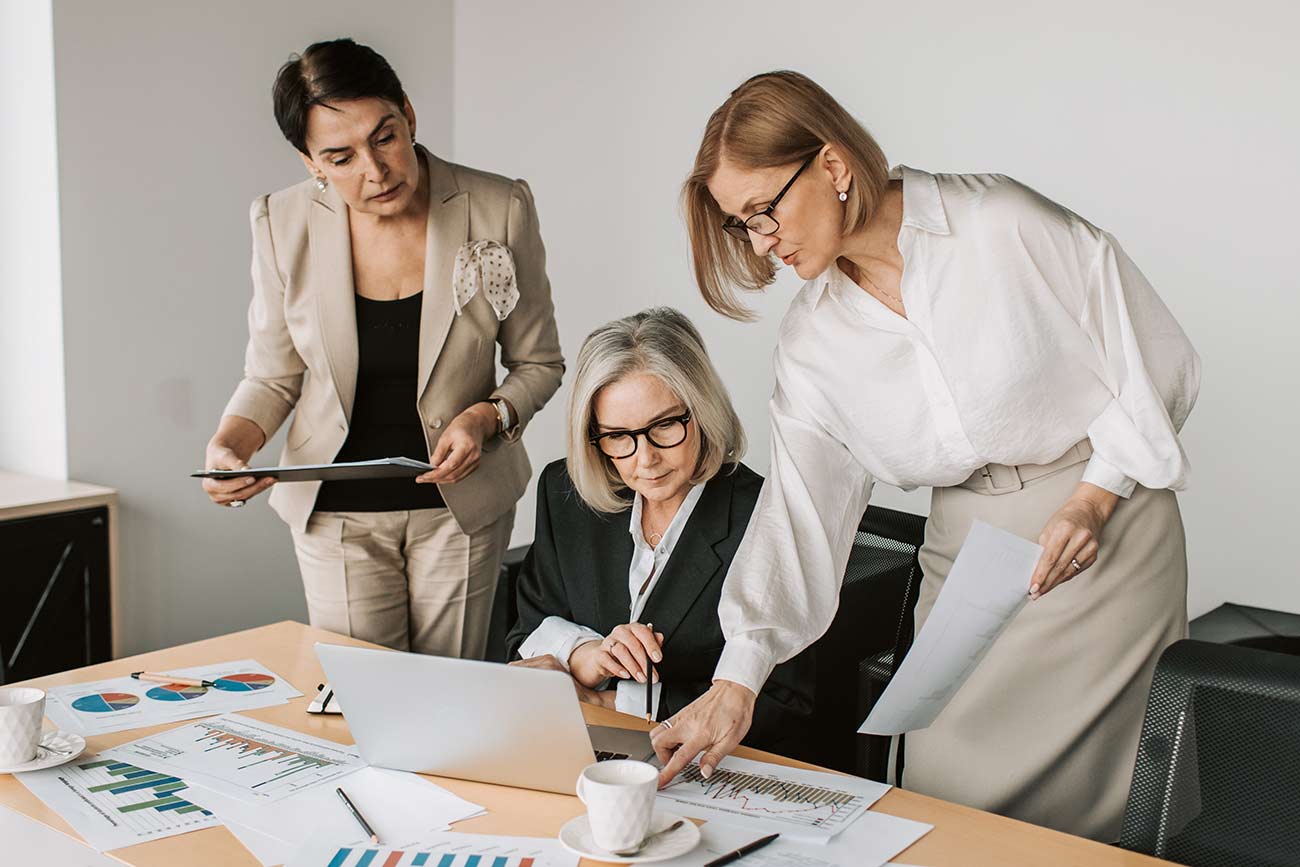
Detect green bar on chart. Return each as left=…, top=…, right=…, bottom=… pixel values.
left=118, top=795, right=183, bottom=813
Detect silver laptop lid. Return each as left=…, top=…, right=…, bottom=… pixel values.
left=315, top=642, right=598, bottom=794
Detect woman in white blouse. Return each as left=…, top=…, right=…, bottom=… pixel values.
left=650, top=71, right=1199, bottom=841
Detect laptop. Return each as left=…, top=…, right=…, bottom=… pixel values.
left=315, top=642, right=658, bottom=794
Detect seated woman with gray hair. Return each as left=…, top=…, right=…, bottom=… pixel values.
left=506, top=307, right=813, bottom=753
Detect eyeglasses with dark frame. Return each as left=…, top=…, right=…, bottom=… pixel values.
left=721, top=152, right=819, bottom=241
left=589, top=410, right=693, bottom=459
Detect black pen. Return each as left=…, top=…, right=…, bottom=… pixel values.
left=703, top=833, right=780, bottom=867
left=645, top=621, right=656, bottom=722
left=336, top=787, right=379, bottom=844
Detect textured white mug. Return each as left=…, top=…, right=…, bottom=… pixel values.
left=0, top=687, right=46, bottom=766
left=576, top=759, right=657, bottom=852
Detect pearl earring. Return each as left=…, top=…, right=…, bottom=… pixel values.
left=838, top=191, right=848, bottom=202
left=314, top=176, right=328, bottom=192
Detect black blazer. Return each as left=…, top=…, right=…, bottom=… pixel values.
left=506, top=459, right=814, bottom=754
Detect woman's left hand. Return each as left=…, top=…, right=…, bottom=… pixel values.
left=416, top=402, right=498, bottom=485
left=1029, top=483, right=1120, bottom=600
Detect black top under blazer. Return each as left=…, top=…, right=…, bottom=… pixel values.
left=506, top=459, right=814, bottom=754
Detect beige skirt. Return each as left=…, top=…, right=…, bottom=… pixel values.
left=903, top=445, right=1188, bottom=842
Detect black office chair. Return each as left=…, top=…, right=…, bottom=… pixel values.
left=483, top=544, right=531, bottom=663
left=1118, top=639, right=1300, bottom=867
left=806, top=504, right=926, bottom=778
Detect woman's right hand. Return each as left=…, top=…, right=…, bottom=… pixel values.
left=651, top=679, right=756, bottom=786
left=509, top=654, right=616, bottom=709
left=568, top=623, right=665, bottom=688
left=202, top=440, right=274, bottom=507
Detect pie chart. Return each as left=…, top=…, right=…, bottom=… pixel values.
left=145, top=683, right=208, bottom=701
left=213, top=673, right=275, bottom=692
left=71, top=692, right=140, bottom=713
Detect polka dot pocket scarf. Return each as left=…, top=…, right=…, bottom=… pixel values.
left=452, top=240, right=519, bottom=321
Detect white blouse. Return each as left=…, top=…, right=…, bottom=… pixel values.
left=714, top=165, right=1200, bottom=694
left=517, top=483, right=705, bottom=717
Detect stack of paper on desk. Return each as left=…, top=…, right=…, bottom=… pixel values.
left=192, top=766, right=486, bottom=866
left=103, top=714, right=484, bottom=864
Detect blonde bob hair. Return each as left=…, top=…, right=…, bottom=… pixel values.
left=684, top=70, right=891, bottom=321
left=567, top=307, right=746, bottom=514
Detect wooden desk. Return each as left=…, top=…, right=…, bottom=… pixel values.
left=0, top=622, right=1167, bottom=867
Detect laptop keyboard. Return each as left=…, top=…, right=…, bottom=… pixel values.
left=595, top=750, right=630, bottom=762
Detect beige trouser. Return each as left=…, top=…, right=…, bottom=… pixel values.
left=289, top=507, right=514, bottom=659
left=902, top=442, right=1188, bottom=842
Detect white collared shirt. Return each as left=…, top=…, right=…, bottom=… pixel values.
left=713, top=165, right=1200, bottom=694
left=518, top=483, right=706, bottom=716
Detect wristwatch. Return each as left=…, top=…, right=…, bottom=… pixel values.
left=491, top=398, right=514, bottom=435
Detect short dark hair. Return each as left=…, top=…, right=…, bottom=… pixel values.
left=272, top=38, right=407, bottom=155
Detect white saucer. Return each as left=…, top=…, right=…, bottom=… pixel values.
left=559, top=810, right=700, bottom=864
left=0, top=731, right=87, bottom=774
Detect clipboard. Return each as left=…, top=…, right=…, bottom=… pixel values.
left=191, top=456, right=436, bottom=483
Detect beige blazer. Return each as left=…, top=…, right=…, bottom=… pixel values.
left=222, top=147, right=564, bottom=534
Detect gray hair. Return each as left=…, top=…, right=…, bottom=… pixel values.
left=567, top=307, right=747, bottom=513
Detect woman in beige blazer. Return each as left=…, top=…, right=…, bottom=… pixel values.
left=201, top=39, right=563, bottom=660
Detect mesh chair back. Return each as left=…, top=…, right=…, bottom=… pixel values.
left=1119, top=639, right=1300, bottom=866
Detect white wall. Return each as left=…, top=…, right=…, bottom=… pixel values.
left=0, top=0, right=68, bottom=479
left=51, top=0, right=455, bottom=654
left=452, top=1, right=1300, bottom=620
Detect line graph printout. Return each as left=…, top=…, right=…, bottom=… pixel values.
left=110, top=713, right=364, bottom=802
left=656, top=755, right=890, bottom=841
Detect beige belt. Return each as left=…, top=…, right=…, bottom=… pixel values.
left=956, top=440, right=1094, bottom=496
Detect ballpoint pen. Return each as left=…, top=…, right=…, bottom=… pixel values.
left=336, top=787, right=379, bottom=844
left=130, top=671, right=217, bottom=688
left=703, top=833, right=779, bottom=867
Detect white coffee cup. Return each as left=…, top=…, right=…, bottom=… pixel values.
left=0, top=687, right=47, bottom=766
left=576, top=759, right=658, bottom=852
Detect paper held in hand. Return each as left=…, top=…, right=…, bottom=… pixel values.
left=858, top=520, right=1043, bottom=736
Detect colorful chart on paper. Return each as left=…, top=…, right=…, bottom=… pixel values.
left=290, top=844, right=538, bottom=867
left=145, top=683, right=209, bottom=701
left=213, top=672, right=275, bottom=691
left=13, top=755, right=220, bottom=851
left=70, top=692, right=139, bottom=713
left=42, top=660, right=302, bottom=737
left=109, top=713, right=365, bottom=802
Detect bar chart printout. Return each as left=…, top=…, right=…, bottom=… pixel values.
left=112, top=713, right=365, bottom=802
left=14, top=756, right=220, bottom=851
left=287, top=841, right=540, bottom=867
left=656, top=755, right=889, bottom=840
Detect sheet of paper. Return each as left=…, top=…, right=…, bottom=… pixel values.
left=14, top=753, right=221, bottom=851
left=859, top=520, right=1042, bottom=736
left=109, top=713, right=366, bottom=802
left=287, top=838, right=544, bottom=867
left=655, top=813, right=931, bottom=867
left=655, top=755, right=890, bottom=842
left=184, top=766, right=484, bottom=862
left=43, top=660, right=304, bottom=736
left=411, top=831, right=578, bottom=867
left=224, top=819, right=302, bottom=867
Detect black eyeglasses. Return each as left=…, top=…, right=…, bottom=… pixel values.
left=721, top=153, right=818, bottom=241
left=589, top=411, right=692, bottom=459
